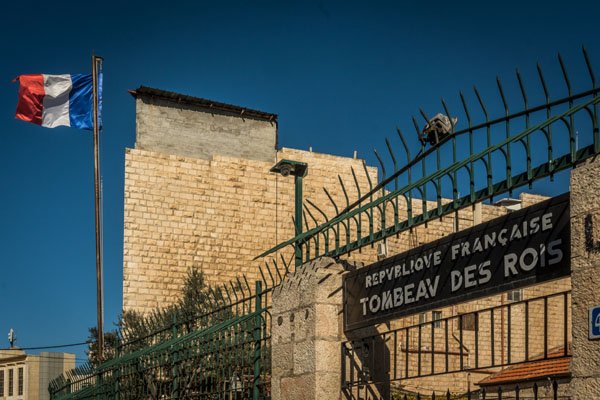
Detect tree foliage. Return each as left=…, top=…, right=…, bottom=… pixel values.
left=86, top=326, right=119, bottom=366
left=87, top=267, right=220, bottom=362
left=76, top=268, right=270, bottom=399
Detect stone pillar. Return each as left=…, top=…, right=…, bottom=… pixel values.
left=271, top=257, right=345, bottom=400
left=473, top=202, right=483, bottom=225
left=570, top=158, right=600, bottom=398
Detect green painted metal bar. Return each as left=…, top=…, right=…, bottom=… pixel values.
left=253, top=281, right=262, bottom=400
left=516, top=69, right=533, bottom=187
left=51, top=284, right=273, bottom=400
left=295, top=173, right=303, bottom=268
left=497, top=77, right=512, bottom=195
left=255, top=94, right=600, bottom=263
left=361, top=159, right=375, bottom=249
left=459, top=91, right=475, bottom=202
left=338, top=177, right=354, bottom=251
left=271, top=259, right=283, bottom=282
left=473, top=87, right=493, bottom=199
left=413, top=117, right=429, bottom=227
left=582, top=47, right=599, bottom=153
left=350, top=166, right=364, bottom=236
left=171, top=313, right=179, bottom=400
left=304, top=204, right=321, bottom=256
left=537, top=63, right=555, bottom=182
left=323, top=187, right=343, bottom=254
left=396, top=127, right=413, bottom=226
left=373, top=148, right=388, bottom=246
left=334, top=87, right=600, bottom=219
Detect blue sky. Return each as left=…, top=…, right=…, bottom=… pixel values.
left=0, top=0, right=599, bottom=364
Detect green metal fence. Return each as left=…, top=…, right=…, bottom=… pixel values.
left=49, top=282, right=271, bottom=400
left=256, top=47, right=600, bottom=268
left=49, top=47, right=599, bottom=400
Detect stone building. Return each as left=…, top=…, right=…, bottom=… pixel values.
left=122, top=87, right=572, bottom=395
left=0, top=349, right=75, bottom=400
left=123, top=86, right=512, bottom=313
left=124, top=86, right=379, bottom=312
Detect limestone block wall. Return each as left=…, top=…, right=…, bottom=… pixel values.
left=123, top=88, right=518, bottom=314
left=335, top=193, right=571, bottom=394
left=123, top=143, right=513, bottom=313
left=122, top=147, right=378, bottom=312
left=270, top=261, right=573, bottom=399
left=271, top=258, right=346, bottom=400
left=393, top=278, right=572, bottom=393
left=570, top=158, right=600, bottom=398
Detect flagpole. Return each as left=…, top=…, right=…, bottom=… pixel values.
left=92, top=54, right=104, bottom=361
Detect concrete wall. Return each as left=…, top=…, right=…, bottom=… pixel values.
left=134, top=95, right=277, bottom=162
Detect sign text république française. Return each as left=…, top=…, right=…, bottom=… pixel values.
left=343, top=193, right=570, bottom=331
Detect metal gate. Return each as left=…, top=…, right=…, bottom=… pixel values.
left=341, top=291, right=571, bottom=399
left=255, top=48, right=600, bottom=399
left=49, top=282, right=272, bottom=400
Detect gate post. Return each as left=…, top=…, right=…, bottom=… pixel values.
left=570, top=158, right=600, bottom=398
left=271, top=257, right=345, bottom=400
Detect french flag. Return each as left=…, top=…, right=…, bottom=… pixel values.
left=15, top=73, right=101, bottom=130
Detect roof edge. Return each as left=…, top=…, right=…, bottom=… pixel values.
left=478, top=371, right=571, bottom=387
left=129, top=86, right=278, bottom=122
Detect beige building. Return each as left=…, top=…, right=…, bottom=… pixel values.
left=123, top=86, right=379, bottom=312
left=122, top=87, right=573, bottom=395
left=0, top=349, right=75, bottom=400
left=122, top=86, right=510, bottom=313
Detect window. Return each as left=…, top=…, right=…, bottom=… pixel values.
left=461, top=313, right=478, bottom=331
left=8, top=368, right=13, bottom=396
left=432, top=311, right=443, bottom=328
left=18, top=367, right=23, bottom=396
left=0, top=370, right=4, bottom=396
left=418, top=312, right=427, bottom=324
left=507, top=289, right=523, bottom=302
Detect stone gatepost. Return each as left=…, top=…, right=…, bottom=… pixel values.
left=571, top=157, right=600, bottom=398
left=271, top=257, right=345, bottom=400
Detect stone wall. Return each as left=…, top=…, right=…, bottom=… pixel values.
left=570, top=158, right=600, bottom=398
left=271, top=258, right=345, bottom=400
left=122, top=87, right=583, bottom=397
left=271, top=269, right=572, bottom=398
left=269, top=194, right=573, bottom=398
left=123, top=87, right=517, bottom=313
left=122, top=147, right=378, bottom=312
left=123, top=143, right=513, bottom=313
left=386, top=277, right=572, bottom=393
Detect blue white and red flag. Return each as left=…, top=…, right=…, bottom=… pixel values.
left=14, top=73, right=101, bottom=130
